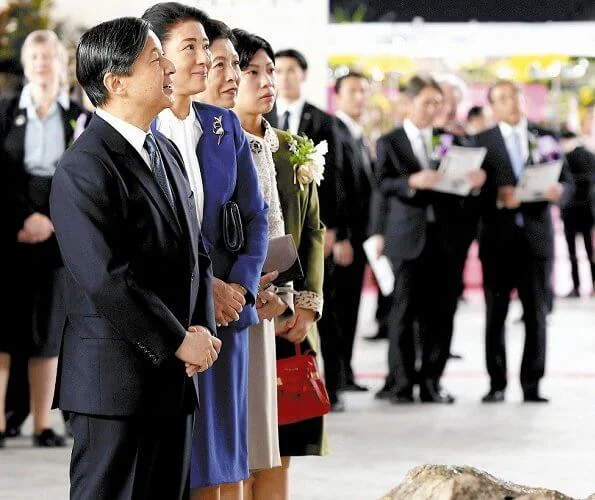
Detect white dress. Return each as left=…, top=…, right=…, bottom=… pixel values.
left=245, top=121, right=285, bottom=470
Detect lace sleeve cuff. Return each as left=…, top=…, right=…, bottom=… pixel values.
left=294, top=291, right=323, bottom=320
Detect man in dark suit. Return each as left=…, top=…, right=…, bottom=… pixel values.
left=265, top=49, right=350, bottom=409
left=49, top=18, right=220, bottom=499
left=473, top=80, right=573, bottom=403
left=332, top=71, right=374, bottom=394
left=375, top=76, right=485, bottom=404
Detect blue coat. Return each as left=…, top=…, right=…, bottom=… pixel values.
left=154, top=102, right=268, bottom=330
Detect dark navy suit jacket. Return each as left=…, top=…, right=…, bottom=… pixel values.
left=50, top=115, right=216, bottom=417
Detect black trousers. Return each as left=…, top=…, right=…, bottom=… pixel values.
left=387, top=226, right=459, bottom=394
left=481, top=230, right=548, bottom=393
left=318, top=258, right=344, bottom=402
left=69, top=411, right=193, bottom=500
left=333, top=247, right=367, bottom=384
left=563, top=207, right=595, bottom=291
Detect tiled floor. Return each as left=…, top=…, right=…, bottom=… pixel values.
left=1, top=291, right=594, bottom=499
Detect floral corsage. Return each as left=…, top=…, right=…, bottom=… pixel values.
left=213, top=115, right=225, bottom=145
left=430, top=133, right=455, bottom=163
left=529, top=132, right=561, bottom=164
left=284, top=131, right=327, bottom=190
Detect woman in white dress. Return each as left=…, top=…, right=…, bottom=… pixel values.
left=198, top=18, right=289, bottom=489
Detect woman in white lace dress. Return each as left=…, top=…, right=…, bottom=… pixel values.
left=198, top=19, right=289, bottom=480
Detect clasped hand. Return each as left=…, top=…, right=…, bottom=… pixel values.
left=213, top=278, right=246, bottom=327
left=275, top=307, right=316, bottom=344
left=256, top=271, right=288, bottom=321
left=17, top=212, right=54, bottom=244
left=175, top=325, right=222, bottom=377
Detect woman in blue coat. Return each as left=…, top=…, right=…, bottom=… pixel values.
left=143, top=4, right=268, bottom=499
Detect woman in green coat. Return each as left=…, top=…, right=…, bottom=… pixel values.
left=232, top=28, right=327, bottom=500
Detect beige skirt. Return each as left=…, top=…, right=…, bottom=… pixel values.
left=247, top=318, right=281, bottom=470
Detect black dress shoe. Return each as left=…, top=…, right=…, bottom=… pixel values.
left=5, top=426, right=21, bottom=438
left=523, top=391, right=549, bottom=403
left=365, top=327, right=388, bottom=341
left=565, top=289, right=580, bottom=298
left=33, top=429, right=66, bottom=447
left=419, top=381, right=455, bottom=404
left=374, top=385, right=395, bottom=400
left=330, top=399, right=346, bottom=413
left=448, top=352, right=463, bottom=360
left=343, top=381, right=369, bottom=392
left=481, top=390, right=505, bottom=403
left=389, top=393, right=415, bottom=405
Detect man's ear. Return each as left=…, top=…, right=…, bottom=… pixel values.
left=103, top=72, right=126, bottom=98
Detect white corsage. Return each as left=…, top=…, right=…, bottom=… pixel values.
left=284, top=131, right=327, bottom=191
left=213, top=115, right=225, bottom=145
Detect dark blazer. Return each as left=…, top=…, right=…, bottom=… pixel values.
left=266, top=102, right=345, bottom=235
left=49, top=115, right=216, bottom=417
left=376, top=126, right=433, bottom=261
left=335, top=117, right=374, bottom=243
left=0, top=94, right=82, bottom=260
left=472, top=124, right=573, bottom=260
left=562, top=144, right=595, bottom=210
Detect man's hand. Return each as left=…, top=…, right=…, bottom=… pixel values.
left=544, top=183, right=563, bottom=203
left=175, top=326, right=221, bottom=375
left=409, top=170, right=442, bottom=190
left=466, top=169, right=487, bottom=190
left=368, top=234, right=384, bottom=258
left=17, top=212, right=54, bottom=244
left=278, top=308, right=316, bottom=344
left=213, top=278, right=245, bottom=327
left=498, top=186, right=521, bottom=209
left=333, top=239, right=353, bottom=267
left=324, top=229, right=336, bottom=258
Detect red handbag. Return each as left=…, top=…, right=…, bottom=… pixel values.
left=277, top=343, right=331, bottom=426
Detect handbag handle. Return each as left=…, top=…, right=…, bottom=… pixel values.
left=294, top=342, right=302, bottom=356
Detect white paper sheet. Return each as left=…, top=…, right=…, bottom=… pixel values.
left=431, top=146, right=487, bottom=196
left=363, top=237, right=395, bottom=296
left=516, top=160, right=563, bottom=202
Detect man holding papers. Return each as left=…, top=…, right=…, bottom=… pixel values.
left=472, top=80, right=573, bottom=404
left=375, top=76, right=485, bottom=404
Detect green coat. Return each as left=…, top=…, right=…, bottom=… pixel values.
left=272, top=128, right=329, bottom=457
left=272, top=129, right=324, bottom=306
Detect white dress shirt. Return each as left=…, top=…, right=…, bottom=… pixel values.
left=499, top=118, right=530, bottom=164
left=95, top=107, right=151, bottom=168
left=156, top=107, right=205, bottom=225
left=276, top=97, right=305, bottom=136
left=403, top=118, right=433, bottom=169
left=335, top=110, right=364, bottom=140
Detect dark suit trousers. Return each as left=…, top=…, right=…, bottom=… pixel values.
left=482, top=229, right=548, bottom=393
left=318, top=258, right=344, bottom=402
left=69, top=411, right=193, bottom=500
left=563, top=206, right=595, bottom=290
left=333, top=246, right=367, bottom=383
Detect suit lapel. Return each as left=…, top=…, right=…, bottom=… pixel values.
left=395, top=128, right=423, bottom=173
left=95, top=117, right=183, bottom=237
left=155, top=135, right=198, bottom=267
left=7, top=107, right=27, bottom=168
left=298, top=103, right=312, bottom=137
left=488, top=126, right=517, bottom=184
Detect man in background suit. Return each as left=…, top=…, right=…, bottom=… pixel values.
left=473, top=80, right=572, bottom=404
left=49, top=18, right=220, bottom=499
left=333, top=71, right=374, bottom=394
left=265, top=49, right=350, bottom=409
left=375, top=76, right=486, bottom=404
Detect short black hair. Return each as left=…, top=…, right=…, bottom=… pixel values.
left=142, top=2, right=210, bottom=45
left=231, top=29, right=275, bottom=71
left=274, top=49, right=308, bottom=71
left=487, top=79, right=520, bottom=104
left=334, top=71, right=367, bottom=94
left=76, top=17, right=150, bottom=107
left=467, top=105, right=484, bottom=121
left=404, top=75, right=443, bottom=99
left=204, top=18, right=236, bottom=45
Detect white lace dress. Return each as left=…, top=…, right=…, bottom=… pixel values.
left=244, top=121, right=285, bottom=470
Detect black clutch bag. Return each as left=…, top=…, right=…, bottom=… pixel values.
left=222, top=200, right=245, bottom=253
left=262, top=234, right=304, bottom=286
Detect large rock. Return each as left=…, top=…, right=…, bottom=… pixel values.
left=381, top=465, right=579, bottom=499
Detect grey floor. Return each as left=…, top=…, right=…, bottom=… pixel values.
left=1, top=291, right=594, bottom=499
